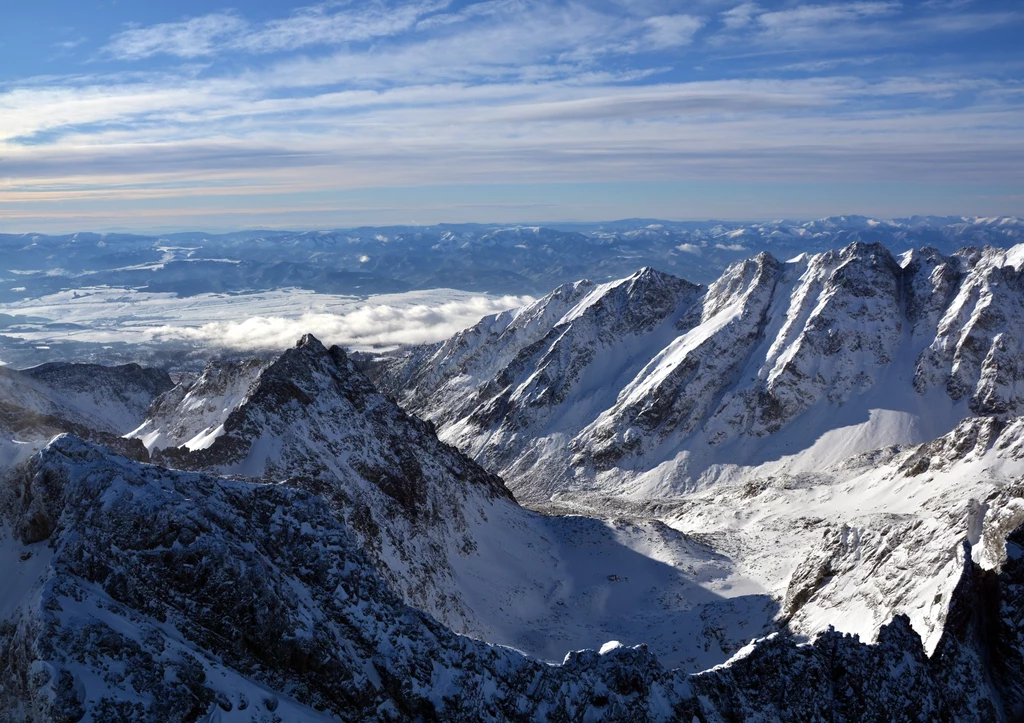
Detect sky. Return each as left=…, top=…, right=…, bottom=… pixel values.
left=1, top=0, right=1022, bottom=232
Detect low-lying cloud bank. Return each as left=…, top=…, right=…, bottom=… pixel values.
left=145, top=295, right=533, bottom=351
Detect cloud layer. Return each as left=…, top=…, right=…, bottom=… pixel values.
left=2, top=0, right=1022, bottom=229
left=146, top=294, right=533, bottom=351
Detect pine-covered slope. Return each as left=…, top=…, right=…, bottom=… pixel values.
left=4, top=216, right=1023, bottom=307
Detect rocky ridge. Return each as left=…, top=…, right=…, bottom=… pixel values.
left=2, top=434, right=1022, bottom=722
left=132, top=335, right=512, bottom=636
left=127, top=336, right=775, bottom=671
left=371, top=242, right=1024, bottom=501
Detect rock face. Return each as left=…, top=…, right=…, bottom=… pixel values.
left=129, top=358, right=269, bottom=453
left=0, top=361, right=172, bottom=467
left=371, top=242, right=1024, bottom=501
left=372, top=268, right=705, bottom=499
left=2, top=435, right=1023, bottom=723
left=910, top=247, right=1024, bottom=415
left=128, top=335, right=781, bottom=672
left=131, top=335, right=513, bottom=635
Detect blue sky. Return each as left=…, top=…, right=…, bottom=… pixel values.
left=1, top=0, right=1022, bottom=232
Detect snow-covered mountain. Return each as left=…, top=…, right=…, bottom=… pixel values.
left=126, top=335, right=774, bottom=671
left=130, top=358, right=269, bottom=452
left=132, top=335, right=522, bottom=634
left=0, top=361, right=172, bottom=470
left=368, top=241, right=1024, bottom=669
left=372, top=242, right=1024, bottom=501
left=2, top=434, right=1021, bottom=721
left=6, top=235, right=1024, bottom=719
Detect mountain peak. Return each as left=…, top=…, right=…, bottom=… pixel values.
left=629, top=265, right=662, bottom=279
left=295, top=332, right=327, bottom=351
left=133, top=331, right=518, bottom=630
left=625, top=266, right=696, bottom=291
left=840, top=239, right=899, bottom=264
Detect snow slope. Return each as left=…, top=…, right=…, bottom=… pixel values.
left=129, top=335, right=773, bottom=670
left=651, top=416, right=1024, bottom=656
left=374, top=242, right=1024, bottom=502
left=0, top=434, right=1018, bottom=721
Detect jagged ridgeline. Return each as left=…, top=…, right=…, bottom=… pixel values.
left=4, top=435, right=1024, bottom=721
left=1, top=240, right=1024, bottom=720
left=370, top=243, right=1024, bottom=501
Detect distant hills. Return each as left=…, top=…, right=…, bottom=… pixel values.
left=3, top=216, right=1022, bottom=302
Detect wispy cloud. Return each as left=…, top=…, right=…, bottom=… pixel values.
left=715, top=1, right=902, bottom=45
left=105, top=1, right=451, bottom=60
left=721, top=3, right=760, bottom=31
left=711, top=0, right=1019, bottom=49
left=2, top=0, right=1022, bottom=230
left=54, top=38, right=87, bottom=51
left=106, top=13, right=249, bottom=59
left=643, top=15, right=704, bottom=49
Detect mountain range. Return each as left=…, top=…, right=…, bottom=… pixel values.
left=3, top=216, right=1023, bottom=304
left=3, top=236, right=1024, bottom=720
left=369, top=240, right=1024, bottom=657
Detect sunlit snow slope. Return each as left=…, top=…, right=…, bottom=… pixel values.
left=371, top=241, right=1024, bottom=657
left=375, top=243, right=1024, bottom=500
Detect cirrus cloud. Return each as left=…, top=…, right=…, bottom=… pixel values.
left=2, top=0, right=1022, bottom=230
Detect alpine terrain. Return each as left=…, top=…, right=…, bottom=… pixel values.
left=3, top=239, right=1024, bottom=720
left=367, top=240, right=1024, bottom=718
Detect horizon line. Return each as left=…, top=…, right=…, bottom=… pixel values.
left=2, top=213, right=1021, bottom=238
